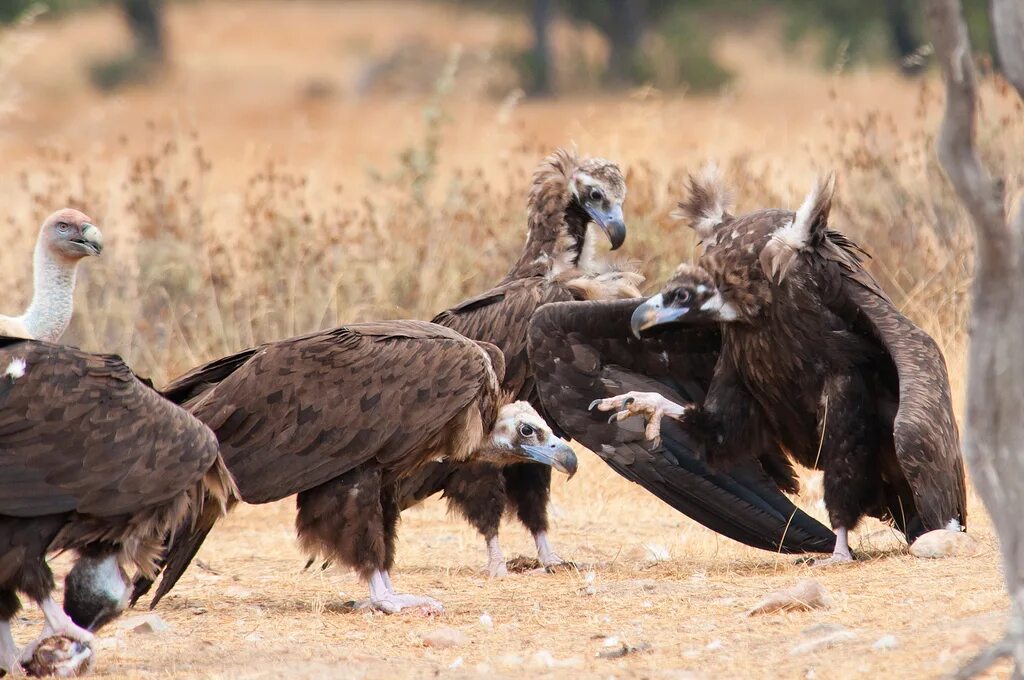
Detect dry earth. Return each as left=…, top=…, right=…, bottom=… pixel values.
left=0, top=2, right=1015, bottom=678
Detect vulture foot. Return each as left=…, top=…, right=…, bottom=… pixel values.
left=811, top=527, right=853, bottom=566
left=589, top=392, right=690, bottom=446
left=1, top=621, right=23, bottom=677
left=20, top=636, right=94, bottom=678
left=485, top=537, right=509, bottom=578
left=365, top=593, right=444, bottom=616
left=534, top=531, right=566, bottom=569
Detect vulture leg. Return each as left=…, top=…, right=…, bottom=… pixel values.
left=814, top=372, right=881, bottom=566
left=591, top=391, right=691, bottom=446
left=442, top=463, right=509, bottom=577
left=296, top=468, right=442, bottom=615
left=504, top=463, right=564, bottom=568
left=63, top=550, right=131, bottom=632
left=0, top=604, right=20, bottom=676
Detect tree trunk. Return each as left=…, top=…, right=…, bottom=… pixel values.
left=530, top=0, right=553, bottom=96
left=924, top=0, right=1024, bottom=677
left=605, top=0, right=646, bottom=87
left=121, top=0, right=165, bottom=61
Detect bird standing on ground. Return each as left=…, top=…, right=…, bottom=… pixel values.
left=0, top=337, right=232, bottom=677
left=591, top=170, right=967, bottom=563
left=398, top=148, right=643, bottom=577
left=0, top=209, right=102, bottom=341
left=132, top=320, right=577, bottom=614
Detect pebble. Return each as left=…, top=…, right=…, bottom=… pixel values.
left=116, top=614, right=170, bottom=635
left=790, top=625, right=857, bottom=656
left=909, top=530, right=979, bottom=558
left=873, top=634, right=899, bottom=650
left=421, top=627, right=468, bottom=649
left=747, top=579, right=833, bottom=616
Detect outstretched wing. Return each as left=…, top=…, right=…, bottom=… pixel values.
left=527, top=300, right=836, bottom=554
left=0, top=338, right=219, bottom=518
left=179, top=320, right=496, bottom=504
left=433, top=276, right=574, bottom=400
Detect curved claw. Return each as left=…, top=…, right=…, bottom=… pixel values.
left=588, top=399, right=602, bottom=411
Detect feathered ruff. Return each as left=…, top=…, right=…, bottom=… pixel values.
left=672, top=164, right=734, bottom=241
left=759, top=173, right=836, bottom=284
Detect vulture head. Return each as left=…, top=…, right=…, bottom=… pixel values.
left=566, top=156, right=627, bottom=252
left=41, top=209, right=103, bottom=261
left=480, top=401, right=578, bottom=477
left=630, top=263, right=740, bottom=337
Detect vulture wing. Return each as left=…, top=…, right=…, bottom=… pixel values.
left=821, top=236, right=967, bottom=532
left=432, top=276, right=575, bottom=400
left=180, top=320, right=499, bottom=504
left=527, top=300, right=837, bottom=554
left=0, top=338, right=219, bottom=518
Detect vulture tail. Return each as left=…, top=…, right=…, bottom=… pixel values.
left=131, top=459, right=239, bottom=608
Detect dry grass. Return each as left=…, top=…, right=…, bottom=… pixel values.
left=2, top=1, right=1022, bottom=678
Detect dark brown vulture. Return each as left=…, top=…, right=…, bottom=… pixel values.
left=132, top=320, right=577, bottom=614
left=396, top=148, right=643, bottom=577
left=575, top=170, right=966, bottom=563
left=0, top=337, right=232, bottom=676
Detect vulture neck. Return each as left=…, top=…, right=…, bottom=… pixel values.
left=18, top=239, right=79, bottom=342
left=507, top=164, right=584, bottom=279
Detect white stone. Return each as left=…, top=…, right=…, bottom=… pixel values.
left=909, top=530, right=979, bottom=558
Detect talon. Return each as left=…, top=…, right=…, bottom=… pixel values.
left=588, top=399, right=602, bottom=411
left=624, top=397, right=635, bottom=407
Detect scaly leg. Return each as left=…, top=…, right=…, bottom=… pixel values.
left=486, top=536, right=508, bottom=578
left=534, top=531, right=562, bottom=568
left=590, top=391, right=691, bottom=446
left=38, top=598, right=93, bottom=644
left=814, top=526, right=854, bottom=566
left=0, top=620, right=23, bottom=676
left=362, top=570, right=443, bottom=615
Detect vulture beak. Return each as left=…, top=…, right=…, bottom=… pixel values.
left=72, top=224, right=103, bottom=256
left=586, top=203, right=626, bottom=251
left=521, top=441, right=578, bottom=479
left=630, top=294, right=689, bottom=338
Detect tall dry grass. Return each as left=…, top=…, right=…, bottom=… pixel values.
left=2, top=54, right=1021, bottom=398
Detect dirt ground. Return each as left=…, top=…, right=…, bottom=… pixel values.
left=0, top=2, right=1014, bottom=678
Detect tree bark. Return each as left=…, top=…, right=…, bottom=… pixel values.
left=605, top=0, right=646, bottom=87
left=530, top=0, right=553, bottom=96
left=121, top=0, right=165, bottom=61
left=924, top=0, right=1024, bottom=678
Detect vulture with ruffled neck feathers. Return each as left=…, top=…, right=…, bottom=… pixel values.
left=396, top=148, right=643, bottom=577
left=582, top=170, right=966, bottom=563
left=0, top=337, right=232, bottom=677
left=131, top=320, right=577, bottom=614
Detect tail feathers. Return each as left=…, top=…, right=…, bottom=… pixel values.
left=131, top=459, right=239, bottom=608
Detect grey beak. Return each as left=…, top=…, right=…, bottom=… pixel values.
left=587, top=203, right=626, bottom=251
left=76, top=223, right=103, bottom=256
left=630, top=294, right=689, bottom=339
left=521, top=441, right=579, bottom=479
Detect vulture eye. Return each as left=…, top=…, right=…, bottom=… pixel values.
left=518, top=424, right=535, bottom=438
left=676, top=290, right=691, bottom=303
left=589, top=188, right=604, bottom=202
left=57, top=222, right=70, bottom=233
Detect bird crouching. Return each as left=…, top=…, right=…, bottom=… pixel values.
left=130, top=321, right=576, bottom=616
left=0, top=338, right=226, bottom=677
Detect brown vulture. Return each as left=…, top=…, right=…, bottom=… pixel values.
left=576, top=170, right=966, bottom=563
left=131, top=320, right=577, bottom=614
left=0, top=209, right=103, bottom=342
left=395, top=148, right=643, bottom=577
left=0, top=337, right=232, bottom=676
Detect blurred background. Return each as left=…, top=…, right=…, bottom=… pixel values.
left=0, top=0, right=1016, bottom=389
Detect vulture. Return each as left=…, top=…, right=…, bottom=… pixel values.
left=0, top=209, right=103, bottom=342
left=396, top=148, right=643, bottom=577
left=0, top=337, right=232, bottom=677
left=132, top=321, right=577, bottom=614
left=577, top=170, right=966, bottom=563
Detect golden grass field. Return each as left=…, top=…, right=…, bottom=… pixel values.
left=2, top=1, right=1023, bottom=678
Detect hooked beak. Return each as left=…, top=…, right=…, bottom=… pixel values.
left=630, top=294, right=689, bottom=339
left=521, top=441, right=578, bottom=479
left=586, top=203, right=626, bottom=251
left=71, top=223, right=103, bottom=256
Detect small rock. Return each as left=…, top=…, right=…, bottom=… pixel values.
left=706, top=639, right=723, bottom=651
left=529, top=650, right=557, bottom=669
left=747, top=579, right=833, bottom=616
left=243, top=632, right=262, bottom=643
left=116, top=614, right=170, bottom=634
left=790, top=626, right=856, bottom=656
left=873, top=634, right=899, bottom=651
left=478, top=613, right=493, bottom=629
left=421, top=627, right=468, bottom=649
left=449, top=656, right=464, bottom=670
left=597, top=641, right=653, bottom=659
left=909, top=530, right=979, bottom=559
